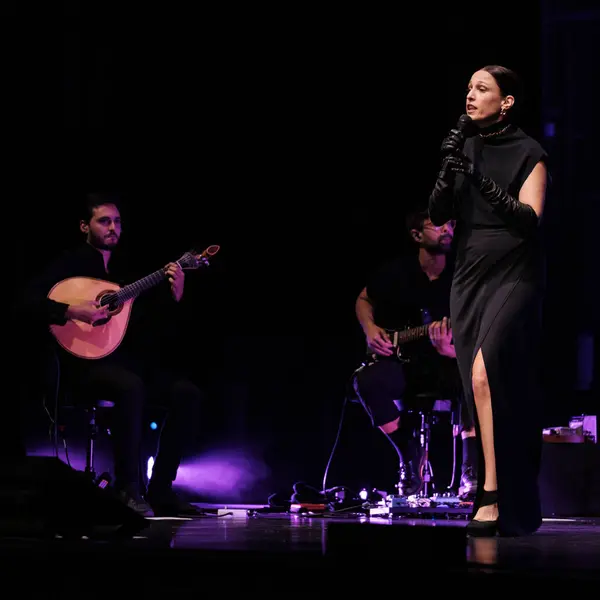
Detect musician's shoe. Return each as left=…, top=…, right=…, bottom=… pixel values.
left=116, top=485, right=154, bottom=517
left=398, top=461, right=422, bottom=496
left=146, top=484, right=204, bottom=518
left=458, top=465, right=478, bottom=500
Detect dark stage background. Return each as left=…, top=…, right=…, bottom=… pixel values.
left=11, top=2, right=598, bottom=502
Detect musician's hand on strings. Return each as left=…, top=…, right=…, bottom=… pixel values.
left=66, top=301, right=109, bottom=325
left=166, top=262, right=185, bottom=302
left=429, top=317, right=455, bottom=358
left=366, top=324, right=394, bottom=356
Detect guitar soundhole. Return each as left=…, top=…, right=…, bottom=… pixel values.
left=97, top=291, right=123, bottom=315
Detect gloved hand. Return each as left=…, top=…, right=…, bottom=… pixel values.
left=440, top=128, right=465, bottom=155
left=444, top=153, right=476, bottom=178
left=445, top=153, right=539, bottom=234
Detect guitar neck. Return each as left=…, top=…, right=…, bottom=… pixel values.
left=114, top=268, right=167, bottom=303
left=395, top=324, right=429, bottom=344
left=395, top=318, right=451, bottom=344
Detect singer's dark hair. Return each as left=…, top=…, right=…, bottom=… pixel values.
left=481, top=65, right=522, bottom=120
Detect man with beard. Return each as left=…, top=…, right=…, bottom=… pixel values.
left=22, top=193, right=203, bottom=517
left=354, top=209, right=477, bottom=498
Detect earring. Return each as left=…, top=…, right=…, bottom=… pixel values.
left=500, top=107, right=506, bottom=116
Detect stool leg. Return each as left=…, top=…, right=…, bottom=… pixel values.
left=85, top=407, right=97, bottom=481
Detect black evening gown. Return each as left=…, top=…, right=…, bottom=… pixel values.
left=432, top=121, right=548, bottom=536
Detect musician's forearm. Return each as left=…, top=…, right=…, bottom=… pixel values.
left=22, top=259, right=76, bottom=326
left=49, top=300, right=70, bottom=325
left=356, top=296, right=375, bottom=332
left=24, top=293, right=69, bottom=326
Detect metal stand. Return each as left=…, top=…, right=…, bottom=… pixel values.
left=418, top=411, right=434, bottom=497
left=373, top=399, right=472, bottom=519
left=84, top=406, right=98, bottom=481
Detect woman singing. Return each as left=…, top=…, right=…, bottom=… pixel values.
left=428, top=65, right=549, bottom=537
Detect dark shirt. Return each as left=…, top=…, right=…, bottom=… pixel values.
left=365, top=252, right=460, bottom=395
left=366, top=253, right=453, bottom=330
left=23, top=243, right=180, bottom=376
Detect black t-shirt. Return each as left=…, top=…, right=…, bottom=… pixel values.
left=366, top=253, right=453, bottom=330
left=365, top=252, right=459, bottom=394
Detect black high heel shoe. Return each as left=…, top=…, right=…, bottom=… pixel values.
left=466, top=490, right=499, bottom=537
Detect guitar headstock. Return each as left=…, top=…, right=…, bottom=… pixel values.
left=177, top=244, right=220, bottom=270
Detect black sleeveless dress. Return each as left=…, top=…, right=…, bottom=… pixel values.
left=449, top=121, right=548, bottom=536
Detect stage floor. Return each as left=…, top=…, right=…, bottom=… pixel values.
left=1, top=503, right=599, bottom=593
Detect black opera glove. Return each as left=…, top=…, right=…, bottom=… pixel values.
left=440, top=129, right=464, bottom=155
left=443, top=153, right=476, bottom=178
left=428, top=156, right=456, bottom=225
left=445, top=153, right=539, bottom=233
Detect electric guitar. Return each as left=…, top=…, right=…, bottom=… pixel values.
left=366, top=318, right=451, bottom=363
left=48, top=245, right=220, bottom=360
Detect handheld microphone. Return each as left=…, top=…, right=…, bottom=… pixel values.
left=456, top=113, right=473, bottom=134
left=441, top=114, right=474, bottom=156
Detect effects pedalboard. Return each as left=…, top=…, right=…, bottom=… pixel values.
left=368, top=493, right=473, bottom=518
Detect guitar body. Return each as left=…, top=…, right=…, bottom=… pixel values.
left=48, top=277, right=133, bottom=360
left=366, top=327, right=414, bottom=364
left=365, top=315, right=448, bottom=365
left=46, top=244, right=220, bottom=360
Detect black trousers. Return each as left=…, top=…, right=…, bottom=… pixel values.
left=70, top=361, right=202, bottom=493
left=354, top=358, right=472, bottom=431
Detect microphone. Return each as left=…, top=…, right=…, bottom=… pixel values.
left=441, top=114, right=474, bottom=156
left=456, top=113, right=473, bottom=134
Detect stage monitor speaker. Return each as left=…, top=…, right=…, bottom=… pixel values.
left=325, top=522, right=467, bottom=567
left=0, top=456, right=149, bottom=539
left=539, top=442, right=600, bottom=518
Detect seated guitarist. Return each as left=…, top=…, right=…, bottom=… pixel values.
left=354, top=208, right=477, bottom=498
left=22, top=193, right=203, bottom=517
